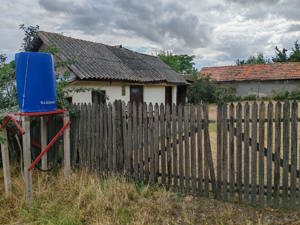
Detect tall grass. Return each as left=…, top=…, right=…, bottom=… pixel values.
left=0, top=170, right=299, bottom=225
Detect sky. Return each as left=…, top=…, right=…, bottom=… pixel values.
left=0, top=0, right=300, bottom=69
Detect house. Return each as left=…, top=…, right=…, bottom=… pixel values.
left=30, top=31, right=187, bottom=105
left=200, top=63, right=300, bottom=97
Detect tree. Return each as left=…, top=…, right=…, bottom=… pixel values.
left=272, top=46, right=288, bottom=63
left=236, top=53, right=269, bottom=65
left=158, top=52, right=198, bottom=75
left=289, top=41, right=300, bottom=62
left=272, top=41, right=300, bottom=63
left=0, top=54, right=17, bottom=112
left=19, top=24, right=40, bottom=51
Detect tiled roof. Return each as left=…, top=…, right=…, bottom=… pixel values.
left=35, top=31, right=186, bottom=84
left=200, top=63, right=300, bottom=82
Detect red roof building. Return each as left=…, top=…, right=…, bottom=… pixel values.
left=200, top=63, right=300, bottom=97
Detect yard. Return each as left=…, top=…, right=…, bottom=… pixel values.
left=1, top=169, right=300, bottom=225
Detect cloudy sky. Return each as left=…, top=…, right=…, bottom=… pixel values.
left=0, top=0, right=300, bottom=68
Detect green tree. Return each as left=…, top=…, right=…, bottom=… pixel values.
left=158, top=52, right=198, bottom=75
left=0, top=54, right=17, bottom=112
left=19, top=24, right=40, bottom=51
left=272, top=46, right=288, bottom=63
left=289, top=41, right=300, bottom=62
left=236, top=53, right=269, bottom=65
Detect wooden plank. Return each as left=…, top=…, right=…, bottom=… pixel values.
left=64, top=111, right=71, bottom=178
left=217, top=103, right=223, bottom=200
left=243, top=102, right=250, bottom=203
left=116, top=101, right=124, bottom=172
left=236, top=102, right=243, bottom=202
left=203, top=104, right=216, bottom=197
left=143, top=103, right=149, bottom=182
left=178, top=104, right=184, bottom=193
left=154, top=104, right=160, bottom=182
left=172, top=103, right=178, bottom=191
left=282, top=100, right=290, bottom=206
left=258, top=101, right=265, bottom=206
left=166, top=104, right=172, bottom=189
left=112, top=102, right=117, bottom=172
left=149, top=103, right=155, bottom=184
left=79, top=104, right=84, bottom=166
left=197, top=104, right=203, bottom=196
left=87, top=104, right=92, bottom=169
left=99, top=103, right=103, bottom=171
left=90, top=104, right=96, bottom=171
left=222, top=103, right=228, bottom=201
left=40, top=116, right=48, bottom=170
left=190, top=105, right=197, bottom=194
left=103, top=103, right=109, bottom=172
left=267, top=101, right=273, bottom=206
left=0, top=128, right=11, bottom=196
left=251, top=101, right=258, bottom=205
left=273, top=101, right=281, bottom=206
left=138, top=102, right=144, bottom=181
left=121, top=101, right=127, bottom=173
left=291, top=100, right=297, bottom=207
left=229, top=103, right=235, bottom=201
left=107, top=103, right=113, bottom=171
left=127, top=102, right=133, bottom=176
left=22, top=116, right=32, bottom=206
left=160, top=104, right=166, bottom=186
left=184, top=105, right=190, bottom=193
left=133, top=102, right=138, bottom=180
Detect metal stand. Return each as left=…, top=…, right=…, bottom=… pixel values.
left=0, top=109, right=71, bottom=206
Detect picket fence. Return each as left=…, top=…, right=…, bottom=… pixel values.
left=70, top=100, right=300, bottom=208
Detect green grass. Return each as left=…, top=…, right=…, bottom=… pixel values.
left=1, top=170, right=300, bottom=225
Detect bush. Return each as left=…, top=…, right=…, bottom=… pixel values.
left=187, top=75, right=240, bottom=104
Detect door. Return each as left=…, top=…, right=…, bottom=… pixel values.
left=165, top=86, right=172, bottom=106
left=92, top=90, right=106, bottom=104
left=177, top=85, right=187, bottom=105
left=130, top=85, right=143, bottom=104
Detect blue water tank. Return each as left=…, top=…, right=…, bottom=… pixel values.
left=15, top=52, right=57, bottom=113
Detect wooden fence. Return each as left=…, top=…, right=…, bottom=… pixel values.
left=70, top=100, right=300, bottom=208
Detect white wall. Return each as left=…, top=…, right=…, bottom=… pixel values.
left=104, top=85, right=130, bottom=103
left=221, top=80, right=300, bottom=97
left=68, top=81, right=178, bottom=104
left=144, top=86, right=165, bottom=104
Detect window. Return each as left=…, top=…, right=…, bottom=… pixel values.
left=66, top=97, right=73, bottom=104
left=92, top=90, right=106, bottom=104
left=122, top=86, right=126, bottom=96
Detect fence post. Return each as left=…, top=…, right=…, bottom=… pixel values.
left=266, top=101, right=273, bottom=206
left=64, top=111, right=71, bottom=178
left=290, top=100, right=297, bottom=207
left=40, top=116, right=48, bottom=170
left=22, top=116, right=32, bottom=206
left=222, top=103, right=228, bottom=201
left=217, top=103, right=223, bottom=200
left=282, top=100, right=290, bottom=207
left=229, top=103, right=235, bottom=201
left=273, top=101, right=281, bottom=206
left=1, top=128, right=12, bottom=196
left=251, top=102, right=258, bottom=205
left=243, top=102, right=250, bottom=203
left=258, top=101, right=265, bottom=206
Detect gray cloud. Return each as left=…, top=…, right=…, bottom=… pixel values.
left=287, top=24, right=300, bottom=33
left=1, top=0, right=300, bottom=68
left=39, top=0, right=212, bottom=51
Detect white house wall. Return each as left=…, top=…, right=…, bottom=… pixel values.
left=67, top=81, right=177, bottom=104
left=144, top=86, right=165, bottom=105
left=221, top=80, right=300, bottom=97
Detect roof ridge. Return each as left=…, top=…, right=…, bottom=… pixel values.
left=201, top=62, right=300, bottom=70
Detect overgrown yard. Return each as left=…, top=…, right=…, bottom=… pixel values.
left=1, top=169, right=300, bottom=225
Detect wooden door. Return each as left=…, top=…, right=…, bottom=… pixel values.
left=130, top=85, right=143, bottom=104
left=165, top=86, right=172, bottom=106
